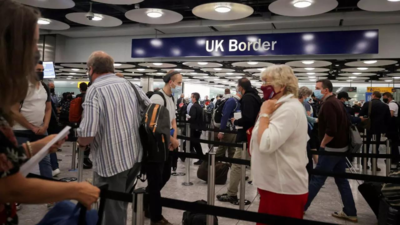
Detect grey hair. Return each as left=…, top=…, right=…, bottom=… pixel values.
left=298, top=86, right=312, bottom=99
left=87, top=51, right=114, bottom=75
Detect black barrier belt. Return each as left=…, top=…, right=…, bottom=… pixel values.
left=170, top=151, right=251, bottom=166
left=176, top=123, right=238, bottom=134
left=101, top=189, right=133, bottom=203
left=310, top=170, right=400, bottom=184
left=160, top=197, right=335, bottom=225
left=177, top=135, right=242, bottom=148
left=309, top=151, right=400, bottom=159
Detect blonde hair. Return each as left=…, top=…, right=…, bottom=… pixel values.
left=261, top=65, right=299, bottom=98
left=298, top=86, right=312, bottom=99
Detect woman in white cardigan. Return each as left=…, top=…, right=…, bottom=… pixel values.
left=250, top=65, right=309, bottom=222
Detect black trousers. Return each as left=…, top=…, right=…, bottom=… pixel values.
left=190, top=129, right=204, bottom=158
left=366, top=132, right=382, bottom=166
left=387, top=133, right=400, bottom=165
left=144, top=157, right=172, bottom=222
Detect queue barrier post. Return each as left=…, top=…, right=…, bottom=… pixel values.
left=362, top=130, right=367, bottom=174
left=71, top=128, right=77, bottom=170
left=239, top=142, right=247, bottom=210
left=77, top=146, right=85, bottom=182
left=386, top=138, right=391, bottom=176
left=182, top=123, right=193, bottom=186
left=372, top=134, right=377, bottom=175
left=207, top=150, right=216, bottom=225
left=132, top=188, right=146, bottom=225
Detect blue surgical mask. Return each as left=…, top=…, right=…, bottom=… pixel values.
left=170, top=82, right=182, bottom=93
left=345, top=101, right=349, bottom=105
left=313, top=90, right=324, bottom=100
left=303, top=97, right=310, bottom=104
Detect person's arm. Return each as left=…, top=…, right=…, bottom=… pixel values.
left=320, top=134, right=334, bottom=148
left=307, top=114, right=317, bottom=124
left=78, top=89, right=99, bottom=146
left=389, top=103, right=396, bottom=117
left=320, top=102, right=337, bottom=148
left=220, top=99, right=236, bottom=131
left=11, top=103, right=39, bottom=133
left=188, top=104, right=196, bottom=123
left=235, top=96, right=257, bottom=128
left=350, top=116, right=361, bottom=124
left=37, top=101, right=51, bottom=135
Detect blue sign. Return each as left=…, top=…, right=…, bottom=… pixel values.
left=131, top=30, right=378, bottom=58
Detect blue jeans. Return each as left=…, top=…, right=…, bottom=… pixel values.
left=15, top=130, right=53, bottom=179
left=305, top=153, right=357, bottom=216
left=50, top=153, right=59, bottom=170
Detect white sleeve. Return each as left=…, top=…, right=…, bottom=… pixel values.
left=259, top=106, right=300, bottom=154
left=389, top=102, right=398, bottom=112
left=150, top=94, right=164, bottom=106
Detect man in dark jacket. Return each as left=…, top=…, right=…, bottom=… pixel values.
left=189, top=92, right=204, bottom=165
left=217, top=78, right=262, bottom=205
left=359, top=91, right=391, bottom=171
left=337, top=92, right=363, bottom=125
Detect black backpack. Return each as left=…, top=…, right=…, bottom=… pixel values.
left=182, top=200, right=218, bottom=225
left=129, top=83, right=171, bottom=164
left=212, top=97, right=238, bottom=126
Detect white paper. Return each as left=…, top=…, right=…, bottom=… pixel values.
left=20, top=126, right=71, bottom=177
left=234, top=112, right=242, bottom=120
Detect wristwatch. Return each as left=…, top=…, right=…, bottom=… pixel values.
left=259, top=113, right=270, bottom=119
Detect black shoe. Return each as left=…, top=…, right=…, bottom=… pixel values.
left=83, top=158, right=93, bottom=169
left=194, top=160, right=202, bottom=165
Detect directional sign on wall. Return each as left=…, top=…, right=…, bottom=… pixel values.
left=131, top=30, right=379, bottom=58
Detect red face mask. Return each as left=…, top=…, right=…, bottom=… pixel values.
left=261, top=85, right=280, bottom=100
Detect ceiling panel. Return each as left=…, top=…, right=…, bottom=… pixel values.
left=275, top=20, right=339, bottom=29
left=158, top=27, right=213, bottom=34
left=214, top=23, right=273, bottom=32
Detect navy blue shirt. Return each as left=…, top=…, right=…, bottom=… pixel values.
left=220, top=97, right=240, bottom=131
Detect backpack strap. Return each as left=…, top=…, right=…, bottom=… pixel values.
left=154, top=91, right=167, bottom=108
left=127, top=81, right=146, bottom=109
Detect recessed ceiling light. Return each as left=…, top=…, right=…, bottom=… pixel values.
left=174, top=69, right=182, bottom=71
left=146, top=9, right=163, bottom=18
left=349, top=76, right=357, bottom=79
left=257, top=68, right=266, bottom=71
left=364, top=60, right=377, bottom=64
left=153, top=63, right=163, bottom=66
left=302, top=60, right=315, bottom=65
left=247, top=62, right=259, bottom=65
left=308, top=76, right=316, bottom=78
left=357, top=67, right=368, bottom=70
left=353, top=73, right=362, bottom=75
left=388, top=0, right=400, bottom=2
left=190, top=72, right=197, bottom=75
left=305, top=68, right=315, bottom=71
left=92, top=14, right=103, bottom=21
left=198, top=62, right=208, bottom=65
left=38, top=18, right=51, bottom=25
left=214, top=3, right=232, bottom=13
left=67, top=78, right=72, bottom=80
left=394, top=77, right=400, bottom=79
left=347, top=80, right=353, bottom=82
left=71, top=68, right=80, bottom=71
left=309, top=79, right=316, bottom=82
left=214, top=68, right=222, bottom=71
left=226, top=73, right=234, bottom=75
left=293, top=0, right=312, bottom=8
left=385, top=80, right=392, bottom=82
left=307, top=72, right=315, bottom=75
left=68, top=76, right=73, bottom=78
left=69, top=73, right=76, bottom=75
left=335, top=64, right=339, bottom=66
left=156, top=72, right=163, bottom=75
left=114, top=63, right=121, bottom=67
left=137, top=68, right=145, bottom=71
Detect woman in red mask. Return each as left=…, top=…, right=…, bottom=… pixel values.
left=250, top=65, right=309, bottom=223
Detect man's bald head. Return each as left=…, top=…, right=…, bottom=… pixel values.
left=87, top=51, right=114, bottom=76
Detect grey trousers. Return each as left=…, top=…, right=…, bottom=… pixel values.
left=93, top=165, right=139, bottom=225
left=227, top=147, right=250, bottom=197
left=215, top=133, right=237, bottom=158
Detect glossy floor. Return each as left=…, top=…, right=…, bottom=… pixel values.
left=18, top=140, right=386, bottom=225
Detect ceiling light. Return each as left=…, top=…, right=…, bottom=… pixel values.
left=302, top=60, right=315, bottom=65
left=174, top=69, right=182, bottom=71
left=353, top=73, right=362, bottom=75
left=92, top=14, right=103, bottom=21
left=69, top=73, right=76, bottom=75
left=247, top=62, right=258, bottom=65
left=214, top=4, right=232, bottom=13
left=309, top=79, right=316, bottom=82
left=364, top=60, right=377, bottom=64
left=132, top=71, right=135, bottom=74
left=190, top=72, right=197, bottom=75
left=153, top=63, right=163, bottom=66
left=38, top=18, right=51, bottom=25
left=226, top=73, right=234, bottom=75
left=385, top=80, right=392, bottom=82
left=67, top=78, right=72, bottom=80
left=347, top=80, right=353, bottom=82
left=214, top=68, right=222, bottom=71
left=308, top=76, right=316, bottom=78
left=307, top=72, right=315, bottom=75
left=257, top=68, right=266, bottom=71
left=388, top=0, right=400, bottom=2
left=137, top=68, right=145, bottom=71
left=293, top=0, right=312, bottom=8
left=198, top=62, right=208, bottom=65
left=71, top=68, right=80, bottom=71
left=394, top=77, right=400, bottom=79
left=68, top=76, right=73, bottom=78
left=146, top=9, right=163, bottom=18
left=305, top=68, right=315, bottom=71
left=349, top=76, right=357, bottom=79
left=156, top=72, right=163, bottom=75
left=335, top=64, right=339, bottom=66
left=357, top=67, right=368, bottom=70
left=114, top=63, right=121, bottom=67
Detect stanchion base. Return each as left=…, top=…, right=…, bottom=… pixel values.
left=172, top=172, right=186, bottom=176
left=68, top=169, right=77, bottom=172
left=182, top=182, right=193, bottom=186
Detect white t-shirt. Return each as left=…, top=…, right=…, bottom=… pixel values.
left=13, top=82, right=49, bottom=130
left=150, top=89, right=176, bottom=127
left=389, top=100, right=399, bottom=117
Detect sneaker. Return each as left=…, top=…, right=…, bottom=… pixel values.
left=83, top=158, right=93, bottom=169
left=151, top=216, right=172, bottom=225
left=332, top=210, right=358, bottom=223
left=194, top=160, right=203, bottom=165
left=15, top=203, right=21, bottom=211
left=52, top=168, right=61, bottom=177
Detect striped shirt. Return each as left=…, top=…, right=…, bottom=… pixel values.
left=78, top=74, right=150, bottom=177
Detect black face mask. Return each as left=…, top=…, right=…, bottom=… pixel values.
left=37, top=72, right=44, bottom=80
left=383, top=98, right=389, bottom=103
left=50, top=88, right=55, bottom=94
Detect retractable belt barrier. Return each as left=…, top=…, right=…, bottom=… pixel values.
left=177, top=123, right=239, bottom=134
left=177, top=135, right=242, bottom=148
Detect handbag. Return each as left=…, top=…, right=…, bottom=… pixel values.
left=37, top=201, right=98, bottom=225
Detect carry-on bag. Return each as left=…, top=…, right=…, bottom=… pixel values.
left=358, top=182, right=384, bottom=218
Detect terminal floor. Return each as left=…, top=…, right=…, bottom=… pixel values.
left=19, top=141, right=385, bottom=225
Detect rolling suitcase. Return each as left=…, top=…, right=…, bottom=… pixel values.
left=358, top=182, right=383, bottom=218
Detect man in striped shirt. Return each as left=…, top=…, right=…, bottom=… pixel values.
left=78, top=51, right=150, bottom=225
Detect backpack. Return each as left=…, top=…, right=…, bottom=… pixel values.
left=342, top=104, right=362, bottom=153
left=69, top=97, right=83, bottom=123
left=182, top=200, right=218, bottom=225
left=58, top=100, right=71, bottom=123
left=128, top=83, right=171, bottom=164
left=212, top=98, right=238, bottom=126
